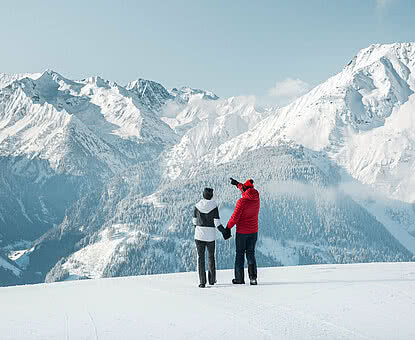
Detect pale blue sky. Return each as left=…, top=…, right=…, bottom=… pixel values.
left=1, top=0, right=414, bottom=102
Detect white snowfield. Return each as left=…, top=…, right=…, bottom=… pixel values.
left=1, top=262, right=414, bottom=340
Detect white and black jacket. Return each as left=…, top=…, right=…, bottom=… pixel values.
left=193, top=199, right=222, bottom=242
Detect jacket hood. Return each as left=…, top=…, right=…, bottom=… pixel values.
left=243, top=179, right=254, bottom=188
left=196, top=198, right=218, bottom=213
left=242, top=187, right=259, bottom=200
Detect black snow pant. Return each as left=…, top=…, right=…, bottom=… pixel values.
left=195, top=240, right=216, bottom=285
left=234, top=232, right=258, bottom=282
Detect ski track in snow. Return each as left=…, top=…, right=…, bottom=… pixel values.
left=64, top=314, right=70, bottom=340
left=1, top=262, right=415, bottom=340
left=87, top=309, right=98, bottom=340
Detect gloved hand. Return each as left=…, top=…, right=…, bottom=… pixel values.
left=230, top=178, right=239, bottom=186
left=217, top=225, right=232, bottom=240
left=217, top=225, right=226, bottom=234
left=223, top=227, right=232, bottom=240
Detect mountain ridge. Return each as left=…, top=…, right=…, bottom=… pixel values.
left=1, top=42, right=415, bottom=286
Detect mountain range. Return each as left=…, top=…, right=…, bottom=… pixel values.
left=1, top=42, right=415, bottom=286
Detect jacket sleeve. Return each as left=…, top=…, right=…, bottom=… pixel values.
left=227, top=199, right=244, bottom=229
left=237, top=182, right=244, bottom=194
left=213, top=206, right=222, bottom=227
left=192, top=207, right=198, bottom=226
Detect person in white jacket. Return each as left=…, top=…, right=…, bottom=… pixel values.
left=193, top=188, right=230, bottom=288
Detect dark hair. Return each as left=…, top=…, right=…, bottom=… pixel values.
left=203, top=188, right=214, bottom=200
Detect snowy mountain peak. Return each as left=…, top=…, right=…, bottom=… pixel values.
left=169, top=86, right=219, bottom=103
left=201, top=42, right=415, bottom=202
left=42, top=69, right=86, bottom=88
left=126, top=78, right=173, bottom=112
left=0, top=72, right=42, bottom=89
left=126, top=78, right=168, bottom=94
left=29, top=70, right=60, bottom=90
left=0, top=70, right=178, bottom=177
left=245, top=42, right=415, bottom=150
left=346, top=42, right=415, bottom=75
left=125, top=79, right=219, bottom=113
left=80, top=75, right=113, bottom=88
left=41, top=69, right=66, bottom=81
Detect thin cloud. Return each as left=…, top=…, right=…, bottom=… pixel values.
left=376, top=0, right=395, bottom=20
left=268, top=78, right=312, bottom=106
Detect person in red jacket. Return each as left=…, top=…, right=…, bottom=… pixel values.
left=226, top=178, right=260, bottom=285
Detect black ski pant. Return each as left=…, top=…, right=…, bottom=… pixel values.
left=195, top=240, right=216, bottom=285
left=235, top=232, right=258, bottom=282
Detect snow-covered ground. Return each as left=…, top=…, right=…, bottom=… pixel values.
left=1, top=262, right=414, bottom=340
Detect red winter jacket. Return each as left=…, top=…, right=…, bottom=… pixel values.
left=227, top=183, right=260, bottom=234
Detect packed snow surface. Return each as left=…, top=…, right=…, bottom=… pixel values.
left=1, top=262, right=414, bottom=340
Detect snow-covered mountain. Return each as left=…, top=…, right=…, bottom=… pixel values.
left=0, top=70, right=266, bottom=248
left=170, top=85, right=219, bottom=103
left=1, top=263, right=415, bottom=340
left=126, top=78, right=174, bottom=113
left=44, top=144, right=411, bottom=282
left=184, top=42, right=415, bottom=249
left=202, top=43, right=415, bottom=203
left=0, top=70, right=179, bottom=244
left=1, top=42, right=415, bottom=287
left=163, top=95, right=273, bottom=179
left=0, top=72, right=41, bottom=89
left=0, top=71, right=177, bottom=169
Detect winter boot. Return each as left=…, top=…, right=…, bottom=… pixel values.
left=232, top=279, right=245, bottom=284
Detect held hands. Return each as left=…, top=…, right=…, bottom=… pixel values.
left=217, top=225, right=232, bottom=240
left=223, top=227, right=231, bottom=240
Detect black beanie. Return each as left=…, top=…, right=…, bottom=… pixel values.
left=203, top=188, right=214, bottom=200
